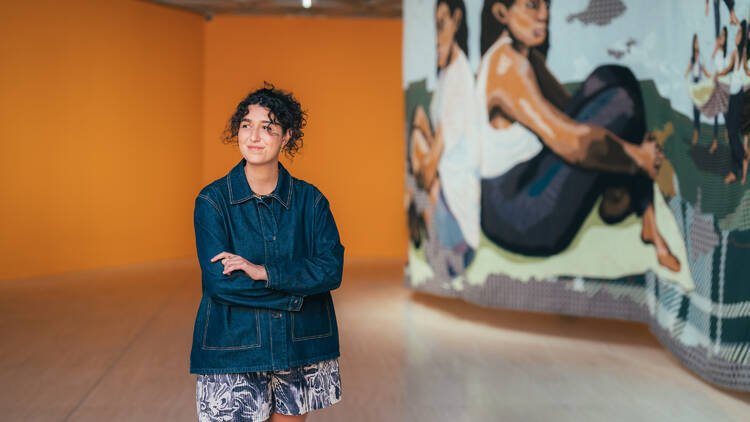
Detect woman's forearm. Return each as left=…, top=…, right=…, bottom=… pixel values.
left=577, top=129, right=640, bottom=175
left=717, top=52, right=736, bottom=76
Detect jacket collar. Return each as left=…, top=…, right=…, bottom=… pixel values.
left=227, top=159, right=292, bottom=209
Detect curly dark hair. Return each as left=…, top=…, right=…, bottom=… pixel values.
left=222, top=82, right=307, bottom=158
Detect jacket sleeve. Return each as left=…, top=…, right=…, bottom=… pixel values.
left=194, top=193, right=303, bottom=311
left=264, top=193, right=345, bottom=297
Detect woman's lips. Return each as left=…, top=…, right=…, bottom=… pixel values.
left=533, top=27, right=546, bottom=38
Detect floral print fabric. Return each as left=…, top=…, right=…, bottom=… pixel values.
left=196, top=359, right=341, bottom=422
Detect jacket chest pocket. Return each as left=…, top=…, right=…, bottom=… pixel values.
left=202, top=300, right=261, bottom=350
left=291, top=294, right=333, bottom=341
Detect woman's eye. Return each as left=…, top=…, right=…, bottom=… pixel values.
left=240, top=123, right=249, bottom=128
left=526, top=1, right=538, bottom=8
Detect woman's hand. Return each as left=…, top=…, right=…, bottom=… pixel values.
left=631, top=133, right=663, bottom=180
left=211, top=252, right=268, bottom=281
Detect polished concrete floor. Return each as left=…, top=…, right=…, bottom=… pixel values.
left=1, top=258, right=749, bottom=421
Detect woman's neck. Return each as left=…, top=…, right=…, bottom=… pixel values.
left=244, top=160, right=279, bottom=196
left=448, top=42, right=460, bottom=67
left=502, top=30, right=530, bottom=57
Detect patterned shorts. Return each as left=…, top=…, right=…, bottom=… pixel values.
left=196, top=359, right=341, bottom=422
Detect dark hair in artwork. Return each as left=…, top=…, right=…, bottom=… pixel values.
left=721, top=26, right=728, bottom=58
left=691, top=34, right=698, bottom=66
left=480, top=0, right=550, bottom=57
left=437, top=0, right=469, bottom=57
left=739, top=20, right=748, bottom=62
left=222, top=82, right=308, bottom=158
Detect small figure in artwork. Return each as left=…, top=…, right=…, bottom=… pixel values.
left=715, top=20, right=747, bottom=184
left=706, top=0, right=740, bottom=28
left=686, top=30, right=729, bottom=154
left=686, top=34, right=711, bottom=146
left=709, top=26, right=729, bottom=154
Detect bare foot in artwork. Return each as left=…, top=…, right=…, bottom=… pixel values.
left=709, top=138, right=718, bottom=154
left=641, top=205, right=681, bottom=272
left=724, top=172, right=737, bottom=184
left=742, top=158, right=748, bottom=185
left=691, top=129, right=699, bottom=145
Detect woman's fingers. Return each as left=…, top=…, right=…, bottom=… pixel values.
left=222, top=257, right=240, bottom=266
left=211, top=252, right=234, bottom=262
left=211, top=252, right=255, bottom=275
left=221, top=257, right=250, bottom=274
left=223, top=262, right=245, bottom=274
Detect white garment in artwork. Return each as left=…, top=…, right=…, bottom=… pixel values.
left=429, top=48, right=480, bottom=249
left=714, top=51, right=727, bottom=74
left=475, top=36, right=543, bottom=179
left=690, top=57, right=704, bottom=81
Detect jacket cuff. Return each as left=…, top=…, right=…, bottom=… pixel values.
left=265, top=263, right=279, bottom=290
left=288, top=295, right=303, bottom=311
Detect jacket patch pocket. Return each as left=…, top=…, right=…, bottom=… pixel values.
left=292, top=294, right=332, bottom=341
left=202, top=300, right=261, bottom=350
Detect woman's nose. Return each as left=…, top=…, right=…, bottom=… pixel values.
left=250, top=126, right=261, bottom=141
left=538, top=2, right=548, bottom=20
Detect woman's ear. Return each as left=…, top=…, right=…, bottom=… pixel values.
left=452, top=7, right=463, bottom=28
left=279, top=129, right=290, bottom=151
left=492, top=2, right=509, bottom=25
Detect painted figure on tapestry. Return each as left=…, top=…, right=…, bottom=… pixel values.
left=407, top=0, right=479, bottom=272
left=686, top=34, right=712, bottom=147
left=476, top=0, right=681, bottom=271
left=711, top=26, right=728, bottom=153
left=715, top=19, right=749, bottom=184
left=686, top=27, right=731, bottom=155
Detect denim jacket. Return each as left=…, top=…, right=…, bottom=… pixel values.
left=190, top=159, right=345, bottom=374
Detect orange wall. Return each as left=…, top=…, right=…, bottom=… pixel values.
left=0, top=0, right=204, bottom=280
left=1, top=9, right=405, bottom=281
left=202, top=16, right=406, bottom=259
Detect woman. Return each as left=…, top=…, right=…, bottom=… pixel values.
left=686, top=34, right=711, bottom=146
left=709, top=26, right=729, bottom=154
left=191, top=85, right=345, bottom=421
left=408, top=0, right=478, bottom=272
left=478, top=0, right=680, bottom=271
left=716, top=20, right=747, bottom=184
left=741, top=16, right=750, bottom=184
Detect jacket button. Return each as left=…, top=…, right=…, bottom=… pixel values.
left=272, top=312, right=282, bottom=318
left=272, top=236, right=276, bottom=241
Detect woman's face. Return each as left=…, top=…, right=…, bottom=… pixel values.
left=237, top=104, right=289, bottom=166
left=495, top=0, right=548, bottom=48
left=436, top=2, right=461, bottom=69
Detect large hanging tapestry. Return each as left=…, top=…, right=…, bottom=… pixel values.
left=404, top=0, right=750, bottom=390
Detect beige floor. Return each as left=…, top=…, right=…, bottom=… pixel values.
left=1, top=258, right=748, bottom=422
